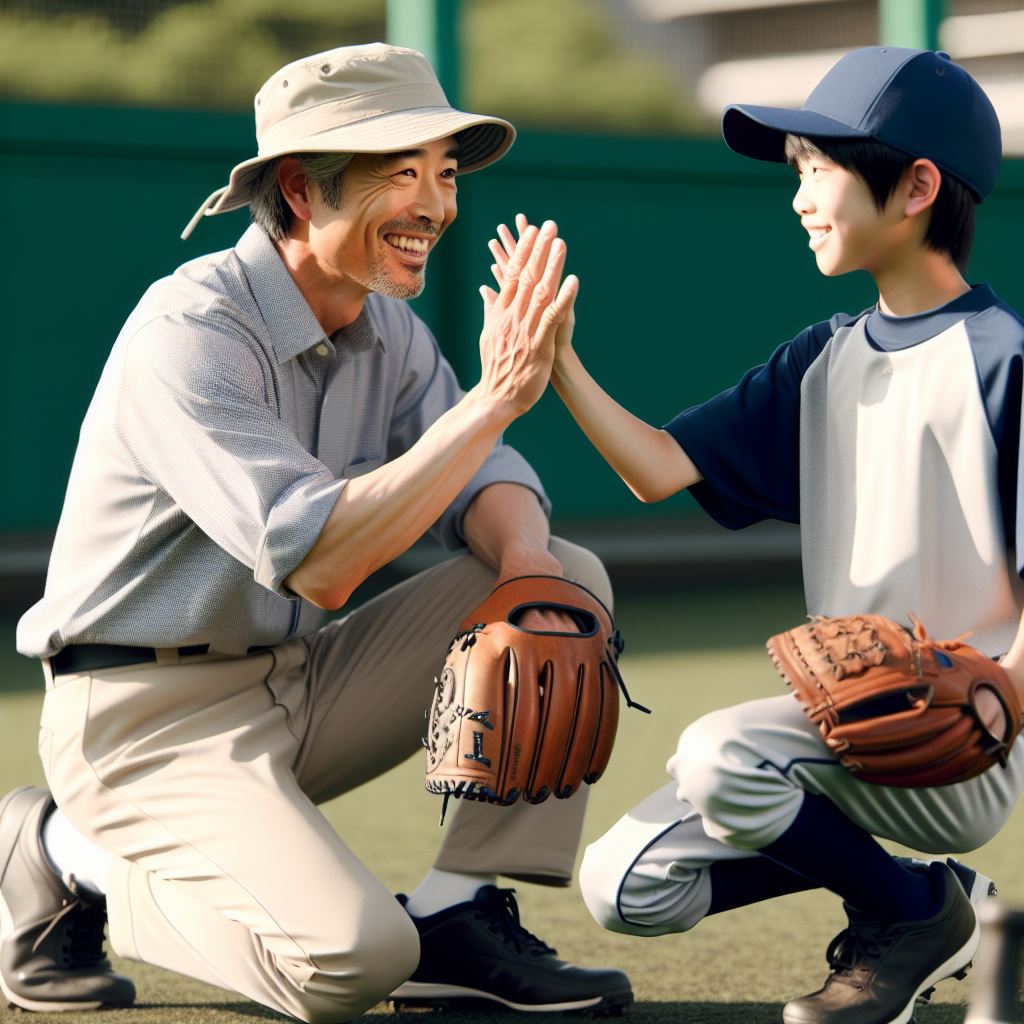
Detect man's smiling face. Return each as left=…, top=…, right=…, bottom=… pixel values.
left=306, top=136, right=460, bottom=300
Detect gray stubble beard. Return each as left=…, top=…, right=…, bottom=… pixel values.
left=367, top=252, right=427, bottom=300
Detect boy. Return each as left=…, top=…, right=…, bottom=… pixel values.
left=492, top=47, right=1024, bottom=1024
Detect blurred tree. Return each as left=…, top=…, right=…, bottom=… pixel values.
left=0, top=0, right=705, bottom=134
left=464, top=0, right=705, bottom=133
left=0, top=0, right=386, bottom=109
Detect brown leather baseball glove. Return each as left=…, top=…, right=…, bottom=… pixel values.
left=766, top=613, right=1023, bottom=787
left=424, top=575, right=648, bottom=817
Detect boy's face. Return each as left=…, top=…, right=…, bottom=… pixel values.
left=791, top=154, right=906, bottom=278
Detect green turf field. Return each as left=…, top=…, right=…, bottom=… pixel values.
left=1, top=580, right=1020, bottom=1023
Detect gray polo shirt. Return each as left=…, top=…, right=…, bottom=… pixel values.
left=17, top=224, right=548, bottom=658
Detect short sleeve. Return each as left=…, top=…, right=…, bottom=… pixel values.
left=117, top=309, right=344, bottom=595
left=664, top=318, right=839, bottom=529
left=964, top=304, right=1024, bottom=577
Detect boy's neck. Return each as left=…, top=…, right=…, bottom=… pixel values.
left=874, top=248, right=970, bottom=317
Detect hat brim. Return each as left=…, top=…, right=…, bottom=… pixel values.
left=182, top=107, right=514, bottom=240
left=722, top=104, right=870, bottom=163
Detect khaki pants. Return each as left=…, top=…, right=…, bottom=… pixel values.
left=38, top=539, right=610, bottom=1024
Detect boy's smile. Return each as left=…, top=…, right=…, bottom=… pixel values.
left=791, top=157, right=899, bottom=277
left=783, top=141, right=970, bottom=314
left=805, top=225, right=831, bottom=251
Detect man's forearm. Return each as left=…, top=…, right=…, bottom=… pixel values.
left=462, top=482, right=561, bottom=580
left=286, top=388, right=512, bottom=609
left=287, top=220, right=577, bottom=610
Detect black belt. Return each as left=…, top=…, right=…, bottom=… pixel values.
left=50, top=643, right=211, bottom=675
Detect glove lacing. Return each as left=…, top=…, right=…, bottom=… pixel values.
left=908, top=614, right=1015, bottom=765
left=474, top=887, right=557, bottom=958
left=607, top=631, right=651, bottom=714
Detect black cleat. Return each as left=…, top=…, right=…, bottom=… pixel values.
left=896, top=855, right=996, bottom=905
left=783, top=862, right=978, bottom=1024
left=0, top=787, right=135, bottom=1012
left=390, top=885, right=632, bottom=1014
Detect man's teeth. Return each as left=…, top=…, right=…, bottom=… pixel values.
left=386, top=234, right=429, bottom=254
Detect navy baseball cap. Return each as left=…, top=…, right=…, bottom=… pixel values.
left=722, top=46, right=1001, bottom=201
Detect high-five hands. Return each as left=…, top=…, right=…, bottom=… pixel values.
left=476, top=218, right=578, bottom=420
left=489, top=215, right=702, bottom=504
left=489, top=214, right=577, bottom=363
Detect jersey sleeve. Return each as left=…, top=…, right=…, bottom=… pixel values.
left=967, top=303, right=1024, bottom=578
left=663, top=317, right=841, bottom=529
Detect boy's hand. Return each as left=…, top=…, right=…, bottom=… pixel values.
left=490, top=214, right=578, bottom=364
left=476, top=220, right=576, bottom=419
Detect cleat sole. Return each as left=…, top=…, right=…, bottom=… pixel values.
left=391, top=982, right=633, bottom=1016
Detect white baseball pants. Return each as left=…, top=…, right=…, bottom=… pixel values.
left=580, top=694, right=1024, bottom=936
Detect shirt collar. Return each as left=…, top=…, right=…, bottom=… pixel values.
left=235, top=224, right=385, bottom=362
left=235, top=224, right=328, bottom=364
left=332, top=304, right=382, bottom=354
left=866, top=283, right=998, bottom=350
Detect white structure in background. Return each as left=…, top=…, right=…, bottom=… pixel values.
left=602, top=0, right=1024, bottom=154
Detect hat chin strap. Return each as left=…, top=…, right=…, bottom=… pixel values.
left=181, top=186, right=229, bottom=241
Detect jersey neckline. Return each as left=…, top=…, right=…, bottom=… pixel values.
left=865, top=283, right=998, bottom=351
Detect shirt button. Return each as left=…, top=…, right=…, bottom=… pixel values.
left=315, top=343, right=329, bottom=356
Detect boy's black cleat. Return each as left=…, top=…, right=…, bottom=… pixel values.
left=390, top=885, right=632, bottom=1015
left=782, top=862, right=978, bottom=1024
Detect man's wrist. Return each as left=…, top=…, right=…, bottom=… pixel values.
left=497, top=541, right=563, bottom=583
left=464, top=384, right=524, bottom=428
left=462, top=385, right=519, bottom=432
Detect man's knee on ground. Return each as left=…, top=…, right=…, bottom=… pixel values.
left=274, top=903, right=420, bottom=1023
left=579, top=834, right=707, bottom=936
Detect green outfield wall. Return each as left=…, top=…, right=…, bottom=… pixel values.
left=3, top=101, right=1024, bottom=533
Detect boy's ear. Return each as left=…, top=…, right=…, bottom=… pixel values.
left=903, top=158, right=942, bottom=218
left=277, top=157, right=314, bottom=223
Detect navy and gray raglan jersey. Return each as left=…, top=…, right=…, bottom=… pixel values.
left=666, top=284, right=1024, bottom=656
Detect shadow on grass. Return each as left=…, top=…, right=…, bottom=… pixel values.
left=390, top=1001, right=971, bottom=1023
left=3, top=1002, right=974, bottom=1024
left=131, top=1004, right=286, bottom=1019
left=0, top=996, right=976, bottom=1023
left=0, top=1004, right=289, bottom=1024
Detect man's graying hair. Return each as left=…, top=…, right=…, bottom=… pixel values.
left=249, top=153, right=354, bottom=240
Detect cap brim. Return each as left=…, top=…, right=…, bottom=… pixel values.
left=722, top=104, right=870, bottom=162
left=182, top=107, right=514, bottom=239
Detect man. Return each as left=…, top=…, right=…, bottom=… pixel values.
left=4, top=43, right=632, bottom=1021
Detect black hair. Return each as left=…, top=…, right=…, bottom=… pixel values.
left=249, top=152, right=353, bottom=241
left=783, top=135, right=975, bottom=272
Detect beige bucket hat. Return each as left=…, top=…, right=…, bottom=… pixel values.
left=181, top=42, right=515, bottom=239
